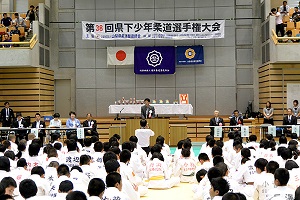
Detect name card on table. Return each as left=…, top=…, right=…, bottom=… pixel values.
left=179, top=94, right=189, bottom=104
left=292, top=125, right=300, bottom=136
left=214, top=127, right=222, bottom=138
left=268, top=126, right=276, bottom=137
left=241, top=126, right=249, bottom=137
left=31, top=128, right=39, bottom=139
left=77, top=128, right=85, bottom=139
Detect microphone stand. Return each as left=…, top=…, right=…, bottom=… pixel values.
left=119, top=108, right=124, bottom=138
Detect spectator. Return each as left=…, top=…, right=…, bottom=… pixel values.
left=26, top=5, right=36, bottom=23
left=1, top=13, right=12, bottom=27
left=292, top=7, right=300, bottom=22
left=2, top=33, right=11, bottom=48
left=35, top=6, right=39, bottom=20
left=12, top=13, right=25, bottom=28
left=282, top=30, right=295, bottom=43
left=272, top=7, right=285, bottom=37
left=280, top=1, right=290, bottom=15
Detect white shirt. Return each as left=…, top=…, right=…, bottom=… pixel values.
left=275, top=12, right=283, bottom=25
left=102, top=187, right=129, bottom=200
left=253, top=172, right=276, bottom=200
left=49, top=119, right=62, bottom=128
left=135, top=128, right=154, bottom=147
left=28, top=174, right=50, bottom=196
left=266, top=186, right=295, bottom=200
left=64, top=150, right=81, bottom=168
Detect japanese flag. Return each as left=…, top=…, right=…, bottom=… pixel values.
left=107, top=46, right=134, bottom=65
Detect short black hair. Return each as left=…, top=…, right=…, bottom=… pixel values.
left=241, top=148, right=251, bottom=159
left=206, top=135, right=214, bottom=142
left=57, top=164, right=70, bottom=176
left=53, top=113, right=60, bottom=118
left=1, top=177, right=17, bottom=189
left=94, top=141, right=103, bottom=152
left=144, top=98, right=150, bottom=102
left=88, top=178, right=105, bottom=197
left=196, top=169, right=207, bottom=183
left=215, top=162, right=228, bottom=177
left=281, top=148, right=292, bottom=160
left=19, top=179, right=37, bottom=198
left=215, top=140, right=224, bottom=148
left=53, top=143, right=62, bottom=151
left=105, top=159, right=120, bottom=173
left=84, top=138, right=92, bottom=147
left=140, top=119, right=147, bottom=127
left=66, top=191, right=87, bottom=200
left=4, top=150, right=15, bottom=161
left=222, top=193, right=247, bottom=200
left=181, top=148, right=191, bottom=157
left=151, top=152, right=164, bottom=161
left=59, top=180, right=73, bottom=193
left=0, top=157, right=10, bottom=172
left=17, top=158, right=27, bottom=168
left=228, top=132, right=234, bottom=139
left=69, top=111, right=76, bottom=116
left=71, top=166, right=82, bottom=173
left=207, top=167, right=222, bottom=182
left=150, top=144, right=162, bottom=154
left=279, top=136, right=287, bottom=144
left=249, top=135, right=257, bottom=142
left=122, top=142, right=133, bottom=152
left=198, top=153, right=209, bottom=161
left=254, top=158, right=268, bottom=172
left=120, top=149, right=131, bottom=163
left=207, top=139, right=215, bottom=148
left=31, top=166, right=45, bottom=176
left=106, top=172, right=121, bottom=188
left=80, top=155, right=91, bottom=165
left=35, top=113, right=41, bottom=117
left=266, top=161, right=279, bottom=174
left=233, top=109, right=239, bottom=113
left=274, top=168, right=289, bottom=186
left=112, top=134, right=121, bottom=140
left=156, top=135, right=165, bottom=146
left=103, top=142, right=110, bottom=152
left=103, top=152, right=117, bottom=164
left=213, top=155, right=224, bottom=166
left=67, top=139, right=77, bottom=152
left=210, top=177, right=230, bottom=196
left=285, top=160, right=299, bottom=170
left=0, top=144, right=6, bottom=153
left=4, top=102, right=9, bottom=106
left=212, top=146, right=222, bottom=157
left=129, top=136, right=138, bottom=143
left=29, top=143, right=40, bottom=157
left=108, top=146, right=120, bottom=155
left=291, top=133, right=298, bottom=140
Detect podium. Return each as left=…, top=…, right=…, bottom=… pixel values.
left=126, top=119, right=169, bottom=146
left=170, top=125, right=187, bottom=146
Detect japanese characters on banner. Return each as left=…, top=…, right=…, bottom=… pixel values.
left=82, top=20, right=225, bottom=40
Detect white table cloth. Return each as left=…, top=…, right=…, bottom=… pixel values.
left=108, top=104, right=193, bottom=115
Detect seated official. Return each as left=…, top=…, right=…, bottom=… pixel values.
left=66, top=111, right=81, bottom=139
left=1, top=13, right=12, bottom=27
left=12, top=112, right=28, bottom=142
left=283, top=108, right=297, bottom=136
left=209, top=110, right=225, bottom=137
left=0, top=101, right=14, bottom=127
left=263, top=101, right=274, bottom=125
left=82, top=113, right=98, bottom=136
left=31, top=113, right=46, bottom=144
left=141, top=98, right=155, bottom=119
left=135, top=119, right=155, bottom=156
left=49, top=112, right=62, bottom=140
left=229, top=109, right=243, bottom=132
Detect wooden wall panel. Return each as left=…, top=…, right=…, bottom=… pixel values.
left=259, top=64, right=300, bottom=125
left=0, top=67, right=54, bottom=119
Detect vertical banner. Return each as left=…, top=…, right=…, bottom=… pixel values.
left=134, top=46, right=175, bottom=74
left=77, top=128, right=85, bottom=139
left=292, top=125, right=300, bottom=136
left=268, top=126, right=276, bottom=137
left=241, top=126, right=250, bottom=137
left=214, top=127, right=223, bottom=138
left=176, top=46, right=204, bottom=65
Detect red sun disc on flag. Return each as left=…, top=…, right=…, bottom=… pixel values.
left=116, top=50, right=126, bottom=61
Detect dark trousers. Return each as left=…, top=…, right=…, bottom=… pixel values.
left=276, top=23, right=284, bottom=37
left=263, top=118, right=274, bottom=125
left=142, top=146, right=151, bottom=156
left=2, top=120, right=11, bottom=127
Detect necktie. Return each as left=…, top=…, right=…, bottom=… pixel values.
left=289, top=116, right=291, bottom=123
left=89, top=121, right=91, bottom=127
left=236, top=117, right=238, bottom=124
left=215, top=118, right=218, bottom=124
left=146, top=108, right=149, bottom=118
left=6, top=108, right=8, bottom=117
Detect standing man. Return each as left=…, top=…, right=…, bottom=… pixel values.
left=283, top=108, right=297, bottom=137
left=31, top=113, right=46, bottom=144
left=209, top=110, right=225, bottom=137
left=230, top=110, right=244, bottom=132
left=141, top=98, right=155, bottom=119
left=135, top=119, right=155, bottom=155
left=1, top=102, right=14, bottom=127
left=83, top=113, right=98, bottom=137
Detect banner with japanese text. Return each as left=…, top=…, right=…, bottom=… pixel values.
left=134, top=46, right=175, bottom=74
left=82, top=20, right=225, bottom=40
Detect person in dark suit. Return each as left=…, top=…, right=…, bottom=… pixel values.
left=31, top=113, right=46, bottom=144
left=12, top=112, right=28, bottom=142
left=141, top=98, right=155, bottom=119
left=82, top=113, right=98, bottom=137
left=230, top=110, right=244, bottom=132
left=0, top=102, right=14, bottom=127
left=209, top=110, right=225, bottom=137
left=283, top=108, right=297, bottom=136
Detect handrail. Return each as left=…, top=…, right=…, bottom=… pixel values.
left=271, top=29, right=300, bottom=44
left=0, top=34, right=38, bottom=49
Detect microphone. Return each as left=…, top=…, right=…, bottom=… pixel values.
left=120, top=108, right=124, bottom=113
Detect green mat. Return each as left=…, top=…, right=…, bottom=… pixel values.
left=170, top=146, right=201, bottom=156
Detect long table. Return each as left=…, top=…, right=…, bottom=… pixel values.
left=108, top=104, right=193, bottom=115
